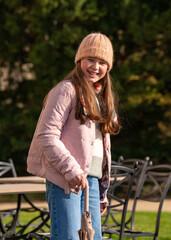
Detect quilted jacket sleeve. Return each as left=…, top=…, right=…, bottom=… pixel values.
left=36, top=81, right=84, bottom=182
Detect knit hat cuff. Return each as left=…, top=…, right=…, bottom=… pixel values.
left=75, top=47, right=112, bottom=70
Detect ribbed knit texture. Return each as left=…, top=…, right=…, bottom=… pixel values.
left=88, top=122, right=103, bottom=179
left=75, top=33, right=113, bottom=70
left=88, top=97, right=103, bottom=179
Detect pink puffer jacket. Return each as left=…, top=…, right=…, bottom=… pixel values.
left=27, top=80, right=111, bottom=203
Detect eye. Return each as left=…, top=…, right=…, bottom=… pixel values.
left=99, top=61, right=107, bottom=66
left=87, top=58, right=94, bottom=62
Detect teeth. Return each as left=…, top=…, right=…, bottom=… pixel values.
left=89, top=71, right=98, bottom=75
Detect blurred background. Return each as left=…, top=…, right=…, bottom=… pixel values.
left=0, top=0, right=171, bottom=175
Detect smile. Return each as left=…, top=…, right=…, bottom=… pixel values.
left=87, top=70, right=99, bottom=76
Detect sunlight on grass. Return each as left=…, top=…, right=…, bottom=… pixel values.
left=2, top=210, right=50, bottom=235
left=102, top=211, right=171, bottom=240
left=1, top=211, right=171, bottom=239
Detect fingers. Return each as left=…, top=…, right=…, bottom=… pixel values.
left=69, top=174, right=86, bottom=192
left=101, top=207, right=107, bottom=215
left=81, top=177, right=87, bottom=190
left=100, top=203, right=107, bottom=215
left=68, top=175, right=81, bottom=189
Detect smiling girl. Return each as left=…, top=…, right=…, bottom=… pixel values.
left=27, top=32, right=121, bottom=240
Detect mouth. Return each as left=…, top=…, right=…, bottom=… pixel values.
left=87, top=70, right=99, bottom=77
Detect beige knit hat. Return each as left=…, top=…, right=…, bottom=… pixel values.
left=75, top=33, right=114, bottom=70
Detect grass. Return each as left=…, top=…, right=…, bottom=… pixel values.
left=1, top=210, right=171, bottom=239
left=2, top=208, right=50, bottom=236
left=102, top=211, right=171, bottom=240
left=134, top=212, right=171, bottom=240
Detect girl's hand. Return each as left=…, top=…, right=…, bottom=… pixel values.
left=69, top=174, right=86, bottom=194
left=100, top=203, right=107, bottom=215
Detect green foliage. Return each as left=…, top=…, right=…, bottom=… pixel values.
left=0, top=0, right=171, bottom=173
left=109, top=1, right=171, bottom=163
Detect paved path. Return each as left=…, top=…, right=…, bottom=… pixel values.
left=127, top=198, right=171, bottom=212
left=1, top=199, right=171, bottom=212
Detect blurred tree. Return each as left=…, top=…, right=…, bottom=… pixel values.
left=0, top=0, right=170, bottom=174
left=104, top=0, right=171, bottom=163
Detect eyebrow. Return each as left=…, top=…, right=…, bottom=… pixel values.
left=86, top=57, right=106, bottom=63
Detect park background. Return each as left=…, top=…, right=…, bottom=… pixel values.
left=0, top=0, right=171, bottom=175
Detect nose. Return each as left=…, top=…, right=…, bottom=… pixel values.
left=92, top=61, right=99, bottom=70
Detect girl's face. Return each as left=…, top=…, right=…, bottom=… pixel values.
left=80, top=57, right=108, bottom=83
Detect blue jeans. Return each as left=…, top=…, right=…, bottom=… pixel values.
left=46, top=176, right=102, bottom=240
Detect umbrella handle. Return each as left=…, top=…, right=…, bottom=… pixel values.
left=84, top=181, right=89, bottom=212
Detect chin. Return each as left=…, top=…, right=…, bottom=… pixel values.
left=88, top=78, right=99, bottom=83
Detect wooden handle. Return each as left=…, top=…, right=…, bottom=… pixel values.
left=84, top=181, right=89, bottom=212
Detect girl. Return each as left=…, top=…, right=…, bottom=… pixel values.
left=27, top=32, right=121, bottom=240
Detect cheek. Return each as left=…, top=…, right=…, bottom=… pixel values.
left=80, top=61, right=84, bottom=71
left=101, top=66, right=107, bottom=76
left=81, top=61, right=88, bottom=72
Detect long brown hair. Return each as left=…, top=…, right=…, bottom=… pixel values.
left=64, top=62, right=121, bottom=135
